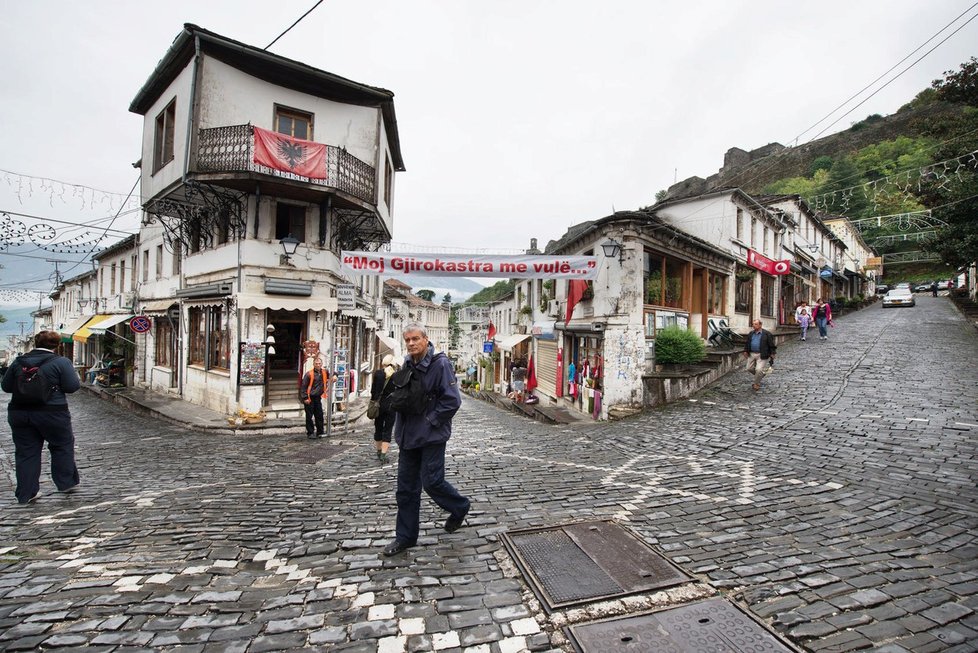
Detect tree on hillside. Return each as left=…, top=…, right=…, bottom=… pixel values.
left=465, top=280, right=515, bottom=306
left=441, top=293, right=452, bottom=305
left=932, top=56, right=978, bottom=106
left=415, top=289, right=435, bottom=302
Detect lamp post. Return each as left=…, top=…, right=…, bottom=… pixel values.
left=280, top=235, right=300, bottom=265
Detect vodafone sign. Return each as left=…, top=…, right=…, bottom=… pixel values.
left=746, top=249, right=792, bottom=276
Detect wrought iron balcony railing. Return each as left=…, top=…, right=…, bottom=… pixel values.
left=195, top=124, right=376, bottom=205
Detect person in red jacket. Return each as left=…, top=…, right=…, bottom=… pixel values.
left=812, top=297, right=833, bottom=340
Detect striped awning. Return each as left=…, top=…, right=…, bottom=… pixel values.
left=60, top=314, right=94, bottom=341
left=88, top=314, right=133, bottom=335
left=73, top=315, right=113, bottom=343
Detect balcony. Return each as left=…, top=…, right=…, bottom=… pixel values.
left=194, top=124, right=376, bottom=206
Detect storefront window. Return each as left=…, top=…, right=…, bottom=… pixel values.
left=708, top=272, right=725, bottom=315
left=188, top=306, right=230, bottom=370
left=760, top=274, right=775, bottom=317
left=735, top=265, right=753, bottom=314
left=645, top=250, right=688, bottom=308
left=155, top=320, right=173, bottom=368
left=189, top=308, right=206, bottom=365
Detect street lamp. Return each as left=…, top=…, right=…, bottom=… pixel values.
left=600, top=238, right=623, bottom=263
left=280, top=234, right=300, bottom=265
left=78, top=297, right=90, bottom=312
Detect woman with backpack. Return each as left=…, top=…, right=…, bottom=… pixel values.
left=369, top=353, right=398, bottom=463
left=1, top=330, right=81, bottom=505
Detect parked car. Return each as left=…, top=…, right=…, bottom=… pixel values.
left=938, top=280, right=952, bottom=290
left=913, top=282, right=933, bottom=292
left=875, top=284, right=890, bottom=295
left=882, top=289, right=916, bottom=308
left=894, top=283, right=912, bottom=293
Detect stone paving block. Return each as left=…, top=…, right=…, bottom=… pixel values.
left=921, top=601, right=974, bottom=625
left=248, top=632, right=309, bottom=652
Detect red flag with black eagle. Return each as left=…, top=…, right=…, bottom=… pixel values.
left=565, top=279, right=589, bottom=323
left=487, top=320, right=496, bottom=341
left=253, top=126, right=328, bottom=179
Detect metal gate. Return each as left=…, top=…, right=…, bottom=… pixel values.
left=535, top=338, right=558, bottom=399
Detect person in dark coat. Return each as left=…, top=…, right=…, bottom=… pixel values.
left=370, top=353, right=398, bottom=463
left=743, top=319, right=777, bottom=392
left=383, top=322, right=468, bottom=557
left=1, top=330, right=82, bottom=505
left=300, top=358, right=330, bottom=439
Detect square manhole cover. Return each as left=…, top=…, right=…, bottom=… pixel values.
left=501, top=520, right=688, bottom=612
left=567, top=598, right=797, bottom=652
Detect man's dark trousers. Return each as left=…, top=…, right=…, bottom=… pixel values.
left=304, top=397, right=324, bottom=435
left=8, top=409, right=79, bottom=503
left=395, top=442, right=469, bottom=544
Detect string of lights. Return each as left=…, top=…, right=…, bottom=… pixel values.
left=0, top=168, right=143, bottom=214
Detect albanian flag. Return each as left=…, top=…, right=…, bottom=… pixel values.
left=253, top=126, right=328, bottom=179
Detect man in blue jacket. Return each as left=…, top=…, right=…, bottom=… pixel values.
left=383, top=322, right=469, bottom=556
left=1, top=330, right=82, bottom=505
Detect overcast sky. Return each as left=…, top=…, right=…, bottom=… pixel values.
left=2, top=0, right=977, bottom=276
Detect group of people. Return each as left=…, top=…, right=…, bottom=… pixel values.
left=743, top=298, right=834, bottom=392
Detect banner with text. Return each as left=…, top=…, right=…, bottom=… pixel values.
left=341, top=252, right=599, bottom=279
left=746, top=249, right=791, bottom=276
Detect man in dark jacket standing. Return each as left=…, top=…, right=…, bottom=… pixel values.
left=300, top=357, right=330, bottom=439
left=1, top=330, right=81, bottom=505
left=743, top=319, right=776, bottom=391
left=383, top=322, right=468, bottom=556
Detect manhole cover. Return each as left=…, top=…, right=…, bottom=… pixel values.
left=501, top=520, right=688, bottom=612
left=567, top=598, right=796, bottom=652
left=275, top=443, right=352, bottom=464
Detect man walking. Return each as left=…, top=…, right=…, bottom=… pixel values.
left=743, top=319, right=776, bottom=392
left=383, top=322, right=469, bottom=556
left=1, top=330, right=81, bottom=505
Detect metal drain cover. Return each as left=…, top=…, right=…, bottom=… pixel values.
left=567, top=598, right=796, bottom=652
left=501, top=520, right=688, bottom=612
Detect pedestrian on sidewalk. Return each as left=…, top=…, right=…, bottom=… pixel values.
left=1, top=330, right=81, bottom=505
left=794, top=300, right=810, bottom=324
left=369, top=353, right=398, bottom=463
left=797, top=308, right=812, bottom=341
left=812, top=298, right=832, bottom=340
left=383, top=322, right=469, bottom=557
left=931, top=281, right=938, bottom=297
left=300, top=358, right=330, bottom=439
left=743, top=319, right=776, bottom=392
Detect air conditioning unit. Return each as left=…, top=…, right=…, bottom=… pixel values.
left=547, top=299, right=560, bottom=317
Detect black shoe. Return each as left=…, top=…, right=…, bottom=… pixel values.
left=444, top=506, right=469, bottom=534
left=17, top=494, right=39, bottom=507
left=383, top=540, right=414, bottom=556
left=59, top=484, right=79, bottom=494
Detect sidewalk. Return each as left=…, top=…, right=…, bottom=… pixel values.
left=81, top=383, right=369, bottom=435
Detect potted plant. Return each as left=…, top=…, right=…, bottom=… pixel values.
left=654, top=326, right=706, bottom=371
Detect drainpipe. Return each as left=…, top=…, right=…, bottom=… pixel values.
left=182, top=35, right=201, bottom=183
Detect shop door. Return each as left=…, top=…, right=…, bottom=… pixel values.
left=268, top=310, right=305, bottom=378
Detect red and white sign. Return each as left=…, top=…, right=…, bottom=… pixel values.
left=341, top=251, right=599, bottom=280
left=129, top=315, right=152, bottom=334
left=253, top=126, right=328, bottom=179
left=746, top=249, right=791, bottom=276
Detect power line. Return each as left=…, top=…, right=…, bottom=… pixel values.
left=265, top=0, right=325, bottom=50
left=0, top=209, right=137, bottom=235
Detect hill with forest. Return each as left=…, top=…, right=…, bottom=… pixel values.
left=660, top=57, right=978, bottom=284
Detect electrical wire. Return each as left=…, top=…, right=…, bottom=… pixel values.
left=264, top=0, right=325, bottom=50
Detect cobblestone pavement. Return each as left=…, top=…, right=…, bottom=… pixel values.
left=1, top=295, right=976, bottom=652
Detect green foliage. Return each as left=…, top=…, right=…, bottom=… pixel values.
left=654, top=189, right=668, bottom=202
left=850, top=114, right=884, bottom=131
left=809, top=156, right=834, bottom=176
left=465, top=280, right=515, bottom=306
left=932, top=56, right=978, bottom=106
left=852, top=136, right=934, bottom=181
left=762, top=169, right=828, bottom=197
left=654, top=326, right=706, bottom=365
left=442, top=293, right=452, bottom=305
left=0, top=313, right=6, bottom=325
left=415, top=289, right=435, bottom=302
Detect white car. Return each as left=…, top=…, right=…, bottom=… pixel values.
left=882, top=289, right=916, bottom=308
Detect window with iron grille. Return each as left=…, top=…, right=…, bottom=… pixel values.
left=735, top=265, right=753, bottom=314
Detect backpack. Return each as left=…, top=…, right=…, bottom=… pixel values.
left=380, top=353, right=444, bottom=415
left=13, top=354, right=59, bottom=404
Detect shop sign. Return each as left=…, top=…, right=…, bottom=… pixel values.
left=483, top=342, right=494, bottom=353
left=336, top=284, right=356, bottom=310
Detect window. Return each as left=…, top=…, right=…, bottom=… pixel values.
left=763, top=227, right=769, bottom=256
left=736, top=208, right=744, bottom=241
left=708, top=272, right=725, bottom=315
left=131, top=255, right=137, bottom=290
left=750, top=218, right=757, bottom=248
left=156, top=245, right=163, bottom=280
left=99, top=269, right=105, bottom=295
left=155, top=320, right=174, bottom=368
left=153, top=98, right=176, bottom=173
left=276, top=203, right=306, bottom=242
left=760, top=274, right=775, bottom=317
left=187, top=306, right=230, bottom=370
left=644, top=250, right=685, bottom=309
left=384, top=155, right=393, bottom=208
left=172, top=246, right=182, bottom=276
left=275, top=106, right=312, bottom=140
left=735, top=264, right=753, bottom=314
left=110, top=264, right=116, bottom=295
left=119, top=261, right=126, bottom=292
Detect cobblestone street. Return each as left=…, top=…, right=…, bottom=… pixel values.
left=1, top=295, right=977, bottom=652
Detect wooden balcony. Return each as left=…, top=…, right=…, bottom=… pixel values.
left=194, top=124, right=377, bottom=206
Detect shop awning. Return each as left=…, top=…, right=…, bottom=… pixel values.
left=377, top=333, right=400, bottom=357
left=140, top=299, right=177, bottom=314
left=89, top=314, right=134, bottom=335
left=495, top=333, right=531, bottom=352
left=73, top=315, right=113, bottom=343
left=60, top=314, right=94, bottom=340
left=237, top=293, right=338, bottom=312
